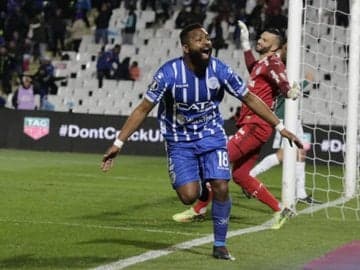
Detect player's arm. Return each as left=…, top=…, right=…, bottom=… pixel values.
left=267, top=59, right=300, bottom=100
left=237, top=20, right=256, bottom=73
left=101, top=99, right=154, bottom=172
left=241, top=91, right=303, bottom=149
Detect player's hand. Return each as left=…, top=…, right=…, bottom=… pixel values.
left=280, top=129, right=304, bottom=149
left=237, top=20, right=251, bottom=51
left=101, top=145, right=121, bottom=172
left=287, top=82, right=301, bottom=100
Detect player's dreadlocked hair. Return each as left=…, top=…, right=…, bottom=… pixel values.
left=179, top=23, right=204, bottom=45
left=264, top=28, right=287, bottom=50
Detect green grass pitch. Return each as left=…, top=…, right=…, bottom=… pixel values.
left=0, top=149, right=358, bottom=270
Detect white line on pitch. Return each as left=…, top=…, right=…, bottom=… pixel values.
left=298, top=197, right=350, bottom=214
left=0, top=218, right=205, bottom=237
left=46, top=172, right=139, bottom=180
left=90, top=220, right=273, bottom=270
left=91, top=197, right=350, bottom=270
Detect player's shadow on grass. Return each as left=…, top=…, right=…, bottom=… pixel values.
left=0, top=254, right=116, bottom=269
left=232, top=199, right=272, bottom=214
left=74, top=196, right=178, bottom=222
left=79, top=238, right=170, bottom=250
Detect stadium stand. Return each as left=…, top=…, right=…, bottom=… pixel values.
left=0, top=1, right=349, bottom=125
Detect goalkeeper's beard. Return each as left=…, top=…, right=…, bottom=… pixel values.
left=255, top=44, right=272, bottom=55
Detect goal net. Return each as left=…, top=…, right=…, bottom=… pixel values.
left=298, top=0, right=359, bottom=219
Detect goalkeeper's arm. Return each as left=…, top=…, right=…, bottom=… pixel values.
left=238, top=20, right=257, bottom=72
left=268, top=58, right=301, bottom=100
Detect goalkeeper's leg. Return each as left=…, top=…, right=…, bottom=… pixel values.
left=228, top=125, right=281, bottom=212
left=232, top=158, right=281, bottom=212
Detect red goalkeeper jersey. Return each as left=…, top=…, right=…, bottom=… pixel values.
left=237, top=50, right=290, bottom=127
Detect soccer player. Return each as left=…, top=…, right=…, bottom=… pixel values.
left=172, top=22, right=301, bottom=229
left=250, top=43, right=321, bottom=205
left=101, top=23, right=302, bottom=260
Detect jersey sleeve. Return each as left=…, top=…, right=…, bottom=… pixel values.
left=244, top=50, right=257, bottom=73
left=217, top=60, right=248, bottom=99
left=266, top=58, right=290, bottom=97
left=144, top=65, right=172, bottom=105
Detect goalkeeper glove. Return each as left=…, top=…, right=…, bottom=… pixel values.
left=287, top=82, right=301, bottom=100
left=237, top=20, right=251, bottom=51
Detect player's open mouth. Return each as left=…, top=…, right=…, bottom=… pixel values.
left=201, top=48, right=211, bottom=57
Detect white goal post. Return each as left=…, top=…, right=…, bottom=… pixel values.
left=283, top=0, right=360, bottom=215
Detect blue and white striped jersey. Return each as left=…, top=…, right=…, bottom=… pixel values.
left=145, top=57, right=248, bottom=142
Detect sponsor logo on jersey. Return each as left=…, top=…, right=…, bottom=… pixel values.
left=176, top=101, right=213, bottom=112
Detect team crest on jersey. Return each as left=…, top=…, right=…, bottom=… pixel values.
left=207, top=77, right=220, bottom=90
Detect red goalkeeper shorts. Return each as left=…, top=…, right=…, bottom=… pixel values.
left=227, top=123, right=273, bottom=163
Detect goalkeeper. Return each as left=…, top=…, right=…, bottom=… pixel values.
left=249, top=43, right=321, bottom=205
left=173, top=21, right=301, bottom=229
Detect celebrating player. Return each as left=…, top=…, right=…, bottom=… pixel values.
left=173, top=22, right=301, bottom=229
left=101, top=23, right=302, bottom=260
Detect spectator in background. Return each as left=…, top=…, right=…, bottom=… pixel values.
left=207, top=16, right=227, bottom=57
left=33, top=57, right=58, bottom=96
left=7, top=33, right=24, bottom=77
left=12, top=75, right=37, bottom=110
left=129, top=61, right=140, bottom=81
left=264, top=7, right=287, bottom=33
left=94, top=2, right=112, bottom=44
left=265, top=0, right=284, bottom=16
left=0, top=46, right=13, bottom=95
left=75, top=0, right=92, bottom=28
left=96, top=44, right=121, bottom=88
left=248, top=0, right=266, bottom=38
left=232, top=8, right=248, bottom=49
left=4, top=5, right=29, bottom=42
left=50, top=8, right=67, bottom=57
left=122, top=8, right=137, bottom=45
left=68, top=11, right=88, bottom=52
left=156, top=0, right=172, bottom=23
left=199, top=0, right=210, bottom=13
left=175, top=6, right=195, bottom=29
left=117, top=56, right=131, bottom=80
left=124, top=0, right=137, bottom=10
left=29, top=12, right=48, bottom=63
left=40, top=95, right=55, bottom=111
